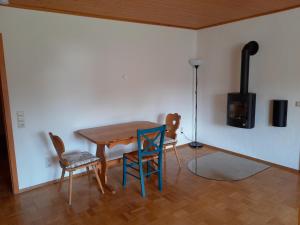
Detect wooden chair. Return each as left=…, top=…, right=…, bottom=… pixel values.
left=122, top=125, right=166, bottom=197
left=49, top=132, right=104, bottom=205
left=164, top=113, right=182, bottom=167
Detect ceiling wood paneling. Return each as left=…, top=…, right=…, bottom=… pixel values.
left=3, top=0, right=300, bottom=29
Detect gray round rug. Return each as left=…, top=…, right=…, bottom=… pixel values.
left=187, top=152, right=270, bottom=181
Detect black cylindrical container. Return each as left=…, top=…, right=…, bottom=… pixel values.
left=272, top=100, right=288, bottom=127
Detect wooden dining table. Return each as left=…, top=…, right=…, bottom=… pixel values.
left=76, top=121, right=161, bottom=193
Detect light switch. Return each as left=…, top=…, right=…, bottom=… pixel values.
left=296, top=101, right=300, bottom=107
left=16, top=111, right=25, bottom=128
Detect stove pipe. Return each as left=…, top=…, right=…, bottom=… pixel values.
left=240, top=41, right=259, bottom=94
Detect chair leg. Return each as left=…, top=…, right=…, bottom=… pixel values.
left=58, top=168, right=65, bottom=191
left=122, top=156, right=127, bottom=187
left=86, top=166, right=90, bottom=181
left=139, top=162, right=146, bottom=197
left=93, top=164, right=104, bottom=194
left=173, top=144, right=182, bottom=168
left=68, top=171, right=73, bottom=205
left=158, top=159, right=163, bottom=192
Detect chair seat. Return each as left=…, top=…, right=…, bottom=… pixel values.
left=124, top=151, right=158, bottom=163
left=164, top=137, right=177, bottom=145
left=62, top=151, right=99, bottom=169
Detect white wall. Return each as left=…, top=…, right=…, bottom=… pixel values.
left=2, top=5, right=300, bottom=190
left=0, top=7, right=197, bottom=189
left=196, top=8, right=300, bottom=169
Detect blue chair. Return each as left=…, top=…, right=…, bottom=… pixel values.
left=122, top=125, right=166, bottom=197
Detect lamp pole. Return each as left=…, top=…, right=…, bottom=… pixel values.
left=195, top=65, right=198, bottom=144
left=189, top=62, right=203, bottom=149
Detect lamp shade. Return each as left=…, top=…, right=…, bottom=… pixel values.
left=189, top=59, right=203, bottom=67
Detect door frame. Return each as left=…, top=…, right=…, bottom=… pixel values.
left=0, top=33, right=19, bottom=194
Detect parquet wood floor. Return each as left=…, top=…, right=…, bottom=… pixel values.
left=0, top=146, right=299, bottom=225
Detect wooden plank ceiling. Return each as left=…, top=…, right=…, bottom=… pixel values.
left=3, top=0, right=300, bottom=29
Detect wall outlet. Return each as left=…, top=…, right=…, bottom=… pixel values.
left=295, top=101, right=300, bottom=107
left=46, top=158, right=52, bottom=167
left=122, top=74, right=128, bottom=80
left=180, top=127, right=184, bottom=133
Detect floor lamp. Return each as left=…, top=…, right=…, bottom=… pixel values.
left=189, top=59, right=203, bottom=149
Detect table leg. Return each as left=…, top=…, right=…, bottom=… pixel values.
left=96, top=144, right=116, bottom=194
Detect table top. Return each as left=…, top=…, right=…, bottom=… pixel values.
left=76, top=121, right=161, bottom=145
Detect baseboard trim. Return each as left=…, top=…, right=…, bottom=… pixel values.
left=18, top=144, right=190, bottom=194
left=18, top=170, right=89, bottom=194
left=204, top=144, right=299, bottom=174
left=20, top=143, right=291, bottom=194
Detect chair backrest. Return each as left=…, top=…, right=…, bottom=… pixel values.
left=49, top=132, right=65, bottom=162
left=165, top=113, right=181, bottom=139
left=137, top=125, right=166, bottom=159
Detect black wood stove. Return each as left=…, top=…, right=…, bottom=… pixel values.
left=227, top=41, right=259, bottom=129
